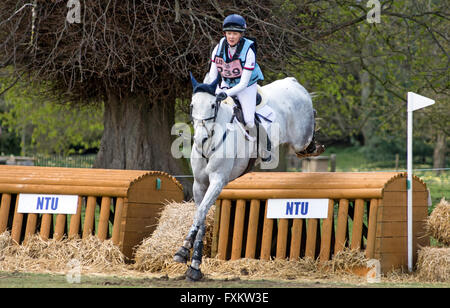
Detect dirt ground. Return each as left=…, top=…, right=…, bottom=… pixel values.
left=0, top=270, right=448, bottom=288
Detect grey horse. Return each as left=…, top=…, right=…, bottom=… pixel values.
left=173, top=74, right=324, bottom=281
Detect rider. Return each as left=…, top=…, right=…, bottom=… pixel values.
left=207, top=14, right=264, bottom=134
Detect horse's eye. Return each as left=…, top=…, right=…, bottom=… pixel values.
left=211, top=105, right=215, bottom=109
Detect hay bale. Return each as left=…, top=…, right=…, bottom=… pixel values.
left=134, top=201, right=215, bottom=272
left=200, top=257, right=326, bottom=280
left=326, top=248, right=368, bottom=272
left=426, top=197, right=450, bottom=245
left=0, top=231, right=12, bottom=260
left=0, top=232, right=126, bottom=274
left=417, top=246, right=450, bottom=282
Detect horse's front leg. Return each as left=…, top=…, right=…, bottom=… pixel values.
left=173, top=180, right=208, bottom=264
left=185, top=174, right=228, bottom=281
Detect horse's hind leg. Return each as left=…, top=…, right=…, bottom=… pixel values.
left=293, top=109, right=325, bottom=158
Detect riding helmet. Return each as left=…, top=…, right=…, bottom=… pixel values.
left=222, top=14, right=247, bottom=32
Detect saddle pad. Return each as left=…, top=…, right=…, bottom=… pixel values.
left=256, top=85, right=268, bottom=111
left=256, top=104, right=275, bottom=132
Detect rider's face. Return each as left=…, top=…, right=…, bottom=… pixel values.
left=225, top=31, right=243, bottom=47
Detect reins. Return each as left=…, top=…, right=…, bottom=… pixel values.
left=192, top=101, right=235, bottom=161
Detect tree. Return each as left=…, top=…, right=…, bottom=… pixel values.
left=1, top=0, right=447, bottom=193
left=0, top=0, right=360, bottom=196
left=289, top=1, right=448, bottom=167
left=0, top=74, right=104, bottom=156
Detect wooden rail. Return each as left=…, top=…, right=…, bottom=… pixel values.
left=0, top=165, right=184, bottom=260
left=212, top=172, right=430, bottom=273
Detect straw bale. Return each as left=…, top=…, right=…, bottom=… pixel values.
left=134, top=201, right=215, bottom=272
left=416, top=246, right=450, bottom=282
left=0, top=232, right=126, bottom=274
left=426, top=198, right=450, bottom=246
left=325, top=248, right=368, bottom=272
left=0, top=231, right=12, bottom=260
left=200, top=257, right=325, bottom=280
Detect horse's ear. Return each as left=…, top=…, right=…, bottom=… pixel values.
left=190, top=72, right=199, bottom=91
left=209, top=73, right=221, bottom=88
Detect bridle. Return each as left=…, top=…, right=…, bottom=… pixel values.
left=190, top=100, right=235, bottom=160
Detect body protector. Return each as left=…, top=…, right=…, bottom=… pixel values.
left=214, top=37, right=264, bottom=88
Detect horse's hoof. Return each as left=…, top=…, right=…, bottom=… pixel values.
left=173, top=247, right=189, bottom=264
left=185, top=266, right=203, bottom=281
left=296, top=143, right=325, bottom=158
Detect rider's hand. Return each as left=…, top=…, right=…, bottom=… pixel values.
left=216, top=92, right=228, bottom=102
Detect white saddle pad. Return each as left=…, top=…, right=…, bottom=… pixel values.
left=255, top=86, right=275, bottom=131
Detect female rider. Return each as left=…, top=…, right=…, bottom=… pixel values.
left=207, top=14, right=264, bottom=133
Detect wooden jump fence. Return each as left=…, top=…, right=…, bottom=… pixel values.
left=0, top=165, right=184, bottom=260
left=212, top=172, right=429, bottom=273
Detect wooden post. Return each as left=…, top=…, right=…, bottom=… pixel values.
left=231, top=199, right=246, bottom=260
left=335, top=199, right=349, bottom=253
left=351, top=199, right=365, bottom=250
left=24, top=213, right=38, bottom=243
left=68, top=196, right=83, bottom=239
left=40, top=214, right=52, bottom=240
left=319, top=199, right=335, bottom=262
left=83, top=196, right=97, bottom=238
left=276, top=219, right=289, bottom=259
left=11, top=197, right=23, bottom=244
left=260, top=200, right=274, bottom=260
left=97, top=196, right=111, bottom=240
left=305, top=219, right=318, bottom=258
left=245, top=199, right=260, bottom=259
left=54, top=214, right=66, bottom=241
left=211, top=200, right=222, bottom=258
left=289, top=219, right=303, bottom=260
left=0, top=193, right=12, bottom=233
left=111, top=197, right=124, bottom=245
left=217, top=199, right=231, bottom=260
left=365, top=199, right=379, bottom=259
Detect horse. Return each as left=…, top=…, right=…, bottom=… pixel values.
left=173, top=73, right=324, bottom=281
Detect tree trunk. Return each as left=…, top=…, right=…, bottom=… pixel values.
left=432, top=131, right=447, bottom=175
left=94, top=92, right=192, bottom=199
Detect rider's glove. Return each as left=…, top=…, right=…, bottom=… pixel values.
left=216, top=92, right=228, bottom=102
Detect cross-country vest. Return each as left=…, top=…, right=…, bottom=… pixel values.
left=214, top=37, right=264, bottom=88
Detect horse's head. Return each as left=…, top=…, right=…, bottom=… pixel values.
left=189, top=73, right=221, bottom=148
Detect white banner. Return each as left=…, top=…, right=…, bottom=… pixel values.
left=267, top=199, right=329, bottom=219
left=18, top=194, right=79, bottom=214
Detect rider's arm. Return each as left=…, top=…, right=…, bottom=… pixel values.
left=223, top=48, right=256, bottom=97
left=206, top=45, right=219, bottom=83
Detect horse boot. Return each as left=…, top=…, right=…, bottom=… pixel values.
left=173, top=245, right=190, bottom=264
left=185, top=239, right=204, bottom=281
left=173, top=226, right=199, bottom=263
left=296, top=136, right=325, bottom=158
left=185, top=225, right=205, bottom=281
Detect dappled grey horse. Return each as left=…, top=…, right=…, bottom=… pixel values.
left=174, top=74, right=324, bottom=281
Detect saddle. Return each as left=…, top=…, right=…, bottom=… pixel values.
left=225, top=93, right=262, bottom=127
left=223, top=92, right=272, bottom=178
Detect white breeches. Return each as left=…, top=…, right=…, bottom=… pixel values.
left=235, top=83, right=257, bottom=128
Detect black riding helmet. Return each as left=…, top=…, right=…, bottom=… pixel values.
left=222, top=14, right=247, bottom=32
